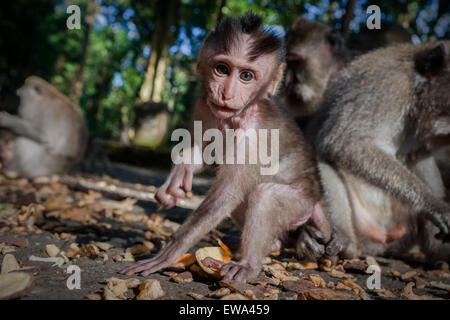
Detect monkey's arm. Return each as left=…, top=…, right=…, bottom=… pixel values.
left=0, top=112, right=41, bottom=143
left=325, top=141, right=450, bottom=238
left=120, top=180, right=243, bottom=276
left=156, top=143, right=205, bottom=209
left=156, top=99, right=214, bottom=209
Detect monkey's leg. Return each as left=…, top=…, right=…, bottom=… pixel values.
left=220, top=183, right=313, bottom=282
left=412, top=157, right=450, bottom=263
left=412, top=156, right=446, bottom=200
left=0, top=113, right=41, bottom=143
left=119, top=182, right=242, bottom=276
left=297, top=162, right=356, bottom=260
left=325, top=143, right=450, bottom=239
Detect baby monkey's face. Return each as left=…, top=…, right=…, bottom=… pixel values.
left=201, top=35, right=279, bottom=120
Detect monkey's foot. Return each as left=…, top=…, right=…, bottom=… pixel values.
left=296, top=225, right=349, bottom=261
left=202, top=257, right=259, bottom=282
left=296, top=225, right=325, bottom=261
left=118, top=256, right=171, bottom=277
left=220, top=262, right=259, bottom=282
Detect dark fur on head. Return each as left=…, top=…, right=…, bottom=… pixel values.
left=411, top=42, right=450, bottom=141
left=286, top=17, right=350, bottom=64
left=202, top=12, right=285, bottom=63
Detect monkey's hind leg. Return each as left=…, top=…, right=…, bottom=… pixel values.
left=220, top=182, right=314, bottom=282
left=297, top=163, right=357, bottom=261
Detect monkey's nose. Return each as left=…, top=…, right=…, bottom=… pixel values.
left=221, top=89, right=233, bottom=101
left=222, top=94, right=232, bottom=102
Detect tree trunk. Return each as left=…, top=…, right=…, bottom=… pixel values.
left=70, top=0, right=96, bottom=105
left=138, top=0, right=180, bottom=104
left=135, top=0, right=180, bottom=148
left=216, top=0, right=226, bottom=25
left=342, top=0, right=357, bottom=38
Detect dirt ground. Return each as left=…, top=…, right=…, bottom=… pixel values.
left=0, top=163, right=449, bottom=300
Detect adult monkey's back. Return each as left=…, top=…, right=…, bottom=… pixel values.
left=0, top=76, right=88, bottom=178
left=297, top=42, right=450, bottom=264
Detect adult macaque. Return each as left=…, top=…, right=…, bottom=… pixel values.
left=279, top=18, right=351, bottom=124
left=0, top=76, right=88, bottom=178
left=297, top=42, right=450, bottom=263
left=120, top=13, right=331, bottom=282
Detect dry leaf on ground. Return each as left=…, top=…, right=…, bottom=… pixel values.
left=1, top=254, right=20, bottom=274
left=208, top=287, right=231, bottom=298
left=0, top=272, right=33, bottom=300
left=195, top=247, right=231, bottom=278
left=171, top=271, right=194, bottom=284
left=46, top=244, right=60, bottom=257
left=219, top=280, right=267, bottom=300
left=105, top=277, right=141, bottom=299
left=305, top=274, right=326, bottom=288
left=169, top=253, right=196, bottom=272
left=136, top=279, right=165, bottom=300
left=262, top=264, right=299, bottom=282
left=220, top=293, right=249, bottom=300
left=401, top=282, right=439, bottom=300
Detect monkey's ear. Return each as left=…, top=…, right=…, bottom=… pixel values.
left=269, top=63, right=286, bottom=96
left=33, top=84, right=43, bottom=95
left=415, top=43, right=449, bottom=76
left=290, top=17, right=304, bottom=30
left=195, top=62, right=201, bottom=74
left=326, top=30, right=345, bottom=53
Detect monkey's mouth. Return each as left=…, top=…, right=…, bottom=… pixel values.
left=209, top=102, right=237, bottom=118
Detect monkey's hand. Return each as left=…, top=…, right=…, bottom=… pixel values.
left=202, top=257, right=260, bottom=283
left=296, top=224, right=349, bottom=261
left=420, top=199, right=450, bottom=242
left=430, top=209, right=450, bottom=242
left=119, top=241, right=183, bottom=277
left=155, top=163, right=194, bottom=209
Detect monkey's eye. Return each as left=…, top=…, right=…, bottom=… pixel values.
left=34, top=85, right=42, bottom=94
left=240, top=71, right=254, bottom=82
left=215, top=64, right=229, bottom=75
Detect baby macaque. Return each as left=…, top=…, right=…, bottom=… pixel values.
left=120, top=13, right=331, bottom=282
left=279, top=18, right=351, bottom=124
left=0, top=76, right=88, bottom=178
left=297, top=41, right=450, bottom=264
